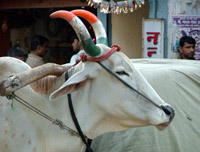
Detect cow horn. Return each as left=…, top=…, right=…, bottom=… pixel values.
left=50, top=10, right=101, bottom=57
left=71, top=10, right=108, bottom=46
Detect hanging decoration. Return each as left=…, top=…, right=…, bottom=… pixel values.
left=87, top=0, right=145, bottom=14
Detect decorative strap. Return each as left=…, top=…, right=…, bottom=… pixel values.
left=68, top=94, right=93, bottom=152
left=80, top=44, right=121, bottom=62
left=66, top=69, right=93, bottom=151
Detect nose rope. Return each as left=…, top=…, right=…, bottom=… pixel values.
left=80, top=44, right=162, bottom=109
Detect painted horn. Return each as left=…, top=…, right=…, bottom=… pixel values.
left=71, top=10, right=108, bottom=46
left=50, top=10, right=101, bottom=57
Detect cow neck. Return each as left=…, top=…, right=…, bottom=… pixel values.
left=65, top=71, right=93, bottom=152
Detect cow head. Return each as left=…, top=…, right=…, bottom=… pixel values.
left=49, top=10, right=174, bottom=136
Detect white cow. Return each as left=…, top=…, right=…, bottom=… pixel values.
left=0, top=10, right=174, bottom=152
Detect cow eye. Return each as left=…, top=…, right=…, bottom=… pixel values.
left=116, top=70, right=129, bottom=76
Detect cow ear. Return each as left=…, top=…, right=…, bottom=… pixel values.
left=49, top=70, right=89, bottom=100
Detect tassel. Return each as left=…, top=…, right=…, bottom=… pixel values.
left=11, top=99, right=15, bottom=111
left=6, top=93, right=16, bottom=111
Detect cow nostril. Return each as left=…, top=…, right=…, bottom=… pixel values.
left=161, top=105, right=175, bottom=121
left=162, top=106, right=170, bottom=115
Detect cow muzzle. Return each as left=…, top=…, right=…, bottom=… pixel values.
left=161, top=105, right=175, bottom=122
left=156, top=105, right=175, bottom=130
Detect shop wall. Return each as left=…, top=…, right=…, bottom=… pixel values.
left=0, top=13, right=10, bottom=56
left=168, top=0, right=200, bottom=60
left=111, top=1, right=149, bottom=59
left=10, top=27, right=32, bottom=53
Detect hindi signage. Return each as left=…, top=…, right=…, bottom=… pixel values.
left=143, top=19, right=164, bottom=58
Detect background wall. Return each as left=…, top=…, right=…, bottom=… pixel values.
left=111, top=1, right=149, bottom=58
left=168, top=0, right=200, bottom=59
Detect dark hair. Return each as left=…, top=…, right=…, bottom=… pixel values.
left=8, top=47, right=27, bottom=57
left=179, top=36, right=196, bottom=47
left=69, top=35, right=79, bottom=44
left=30, top=35, right=49, bottom=51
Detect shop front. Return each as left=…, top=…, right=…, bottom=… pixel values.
left=0, top=0, right=96, bottom=63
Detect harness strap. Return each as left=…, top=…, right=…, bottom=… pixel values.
left=65, top=71, right=93, bottom=152
left=68, top=94, right=93, bottom=152
left=97, top=62, right=162, bottom=109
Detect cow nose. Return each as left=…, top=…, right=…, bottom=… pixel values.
left=161, top=105, right=175, bottom=122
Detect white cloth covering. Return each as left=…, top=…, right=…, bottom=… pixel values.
left=91, top=59, right=200, bottom=152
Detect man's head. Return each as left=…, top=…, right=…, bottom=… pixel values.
left=70, top=36, right=82, bottom=53
left=8, top=47, right=27, bottom=61
left=179, top=36, right=196, bottom=60
left=30, top=35, right=49, bottom=57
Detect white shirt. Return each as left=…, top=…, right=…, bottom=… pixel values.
left=26, top=53, right=45, bottom=68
